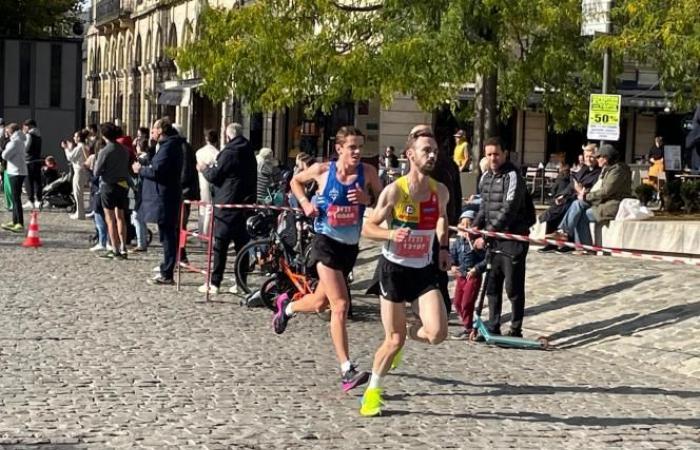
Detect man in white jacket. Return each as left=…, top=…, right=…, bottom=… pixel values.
left=1, top=123, right=28, bottom=232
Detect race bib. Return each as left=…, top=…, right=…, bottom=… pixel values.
left=327, top=204, right=360, bottom=227
left=394, top=233, right=432, bottom=258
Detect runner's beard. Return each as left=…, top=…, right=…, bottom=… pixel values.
left=419, top=161, right=435, bottom=175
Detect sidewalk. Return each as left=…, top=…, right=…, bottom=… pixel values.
left=351, top=240, right=700, bottom=379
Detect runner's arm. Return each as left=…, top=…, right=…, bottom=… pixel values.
left=290, top=162, right=326, bottom=205
left=362, top=184, right=395, bottom=241
left=436, top=183, right=450, bottom=248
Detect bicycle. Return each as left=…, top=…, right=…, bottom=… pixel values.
left=234, top=209, right=316, bottom=309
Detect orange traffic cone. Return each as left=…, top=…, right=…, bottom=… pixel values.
left=22, top=210, right=43, bottom=248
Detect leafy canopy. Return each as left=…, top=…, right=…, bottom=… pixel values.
left=177, top=1, right=607, bottom=130
left=0, top=0, right=83, bottom=38
left=597, top=0, right=700, bottom=111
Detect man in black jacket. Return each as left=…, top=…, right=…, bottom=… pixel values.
left=197, top=123, right=257, bottom=294
left=22, top=119, right=43, bottom=209
left=473, top=137, right=532, bottom=338
left=136, top=117, right=184, bottom=284
left=174, top=124, right=200, bottom=263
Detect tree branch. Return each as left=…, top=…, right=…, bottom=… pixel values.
left=329, top=1, right=383, bottom=12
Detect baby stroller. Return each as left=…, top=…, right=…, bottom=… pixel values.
left=42, top=168, right=76, bottom=213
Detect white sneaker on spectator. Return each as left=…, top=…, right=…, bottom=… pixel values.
left=22, top=201, right=33, bottom=209
left=228, top=284, right=238, bottom=295
left=198, top=284, right=219, bottom=295
left=89, top=243, right=106, bottom=252
left=152, top=265, right=161, bottom=272
left=34, top=201, right=41, bottom=209
left=106, top=244, right=114, bottom=252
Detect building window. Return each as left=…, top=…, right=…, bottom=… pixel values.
left=19, top=42, right=31, bottom=106
left=50, top=44, right=62, bottom=108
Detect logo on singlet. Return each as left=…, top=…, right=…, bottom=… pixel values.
left=329, top=187, right=340, bottom=201
left=405, top=205, right=414, bottom=214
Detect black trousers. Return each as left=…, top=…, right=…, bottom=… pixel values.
left=486, top=240, right=529, bottom=333
left=211, top=212, right=250, bottom=287
left=158, top=221, right=178, bottom=280
left=25, top=161, right=43, bottom=203
left=9, top=175, right=25, bottom=225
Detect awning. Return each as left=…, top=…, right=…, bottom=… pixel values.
left=157, top=89, right=184, bottom=106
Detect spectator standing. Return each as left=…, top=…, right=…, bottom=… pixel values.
left=449, top=209, right=486, bottom=340
left=130, top=138, right=150, bottom=252
left=22, top=119, right=43, bottom=209
left=64, top=129, right=90, bottom=219
left=94, top=122, right=131, bottom=259
left=686, top=106, right=700, bottom=172
left=174, top=124, right=200, bottom=263
left=256, top=147, right=281, bottom=203
left=195, top=129, right=219, bottom=234
left=646, top=135, right=665, bottom=186
left=136, top=118, right=184, bottom=284
left=0, top=117, right=12, bottom=211
left=378, top=146, right=399, bottom=185
left=1, top=123, right=27, bottom=232
left=196, top=123, right=257, bottom=294
left=84, top=148, right=109, bottom=251
left=473, top=136, right=534, bottom=338
left=452, top=130, right=470, bottom=172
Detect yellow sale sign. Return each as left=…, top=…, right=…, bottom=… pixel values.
left=587, top=94, right=621, bottom=141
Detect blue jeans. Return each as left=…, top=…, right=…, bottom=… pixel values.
left=131, top=210, right=148, bottom=248
left=558, top=199, right=595, bottom=246
left=94, top=211, right=108, bottom=247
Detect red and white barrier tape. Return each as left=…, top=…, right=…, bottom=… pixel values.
left=449, top=225, right=700, bottom=267
left=183, top=200, right=302, bottom=213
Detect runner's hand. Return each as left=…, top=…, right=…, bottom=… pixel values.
left=301, top=200, right=318, bottom=218
left=348, top=183, right=369, bottom=205
left=390, top=227, right=411, bottom=243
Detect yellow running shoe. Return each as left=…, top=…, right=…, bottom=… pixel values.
left=390, top=347, right=403, bottom=371
left=359, top=387, right=383, bottom=417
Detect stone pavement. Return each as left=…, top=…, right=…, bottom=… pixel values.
left=0, top=209, right=699, bottom=449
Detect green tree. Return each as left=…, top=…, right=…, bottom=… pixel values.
left=0, top=0, right=83, bottom=38
left=596, top=0, right=700, bottom=111
left=177, top=1, right=602, bottom=138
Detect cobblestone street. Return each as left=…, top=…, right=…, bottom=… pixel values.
left=1, top=210, right=699, bottom=449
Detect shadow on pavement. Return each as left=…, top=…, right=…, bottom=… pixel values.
left=556, top=301, right=700, bottom=348
left=409, top=409, right=700, bottom=428
left=498, top=275, right=660, bottom=326
left=394, top=374, right=700, bottom=399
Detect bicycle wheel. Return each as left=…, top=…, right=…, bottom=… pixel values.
left=234, top=239, right=279, bottom=295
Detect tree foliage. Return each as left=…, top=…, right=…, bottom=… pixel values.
left=596, top=0, right=700, bottom=111
left=177, top=1, right=607, bottom=130
left=0, top=0, right=83, bottom=38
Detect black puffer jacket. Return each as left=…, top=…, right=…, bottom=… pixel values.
left=474, top=161, right=530, bottom=234
left=202, top=135, right=257, bottom=221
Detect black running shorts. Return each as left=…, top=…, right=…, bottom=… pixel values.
left=366, top=256, right=440, bottom=303
left=100, top=182, right=129, bottom=210
left=310, top=234, right=359, bottom=276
